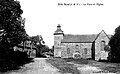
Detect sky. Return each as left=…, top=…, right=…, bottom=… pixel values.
left=18, top=0, right=120, bottom=48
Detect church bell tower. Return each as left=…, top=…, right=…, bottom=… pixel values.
left=53, top=24, right=64, bottom=57
left=54, top=24, right=64, bottom=46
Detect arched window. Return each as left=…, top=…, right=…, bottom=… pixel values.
left=75, top=45, right=79, bottom=50
left=84, top=48, right=87, bottom=54
left=67, top=48, right=70, bottom=54
left=101, top=41, right=105, bottom=51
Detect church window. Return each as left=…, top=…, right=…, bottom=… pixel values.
left=101, top=41, right=105, bottom=51
left=75, top=45, right=79, bottom=49
left=84, top=48, right=87, bottom=54
left=67, top=48, right=70, bottom=54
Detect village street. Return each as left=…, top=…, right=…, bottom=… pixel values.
left=6, top=58, right=61, bottom=74
left=5, top=58, right=117, bottom=74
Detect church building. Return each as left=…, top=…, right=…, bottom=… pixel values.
left=53, top=24, right=111, bottom=60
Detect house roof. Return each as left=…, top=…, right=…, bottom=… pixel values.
left=17, top=45, right=36, bottom=49
left=61, top=34, right=97, bottom=43
left=18, top=42, right=36, bottom=49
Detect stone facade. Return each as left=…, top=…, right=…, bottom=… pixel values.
left=60, top=43, right=92, bottom=59
left=54, top=24, right=111, bottom=60
left=94, top=31, right=110, bottom=60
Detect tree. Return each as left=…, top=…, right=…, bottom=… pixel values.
left=30, top=35, right=45, bottom=57
left=108, top=25, right=120, bottom=62
left=40, top=45, right=50, bottom=53
left=51, top=45, right=54, bottom=54
left=0, top=0, right=31, bottom=71
left=30, top=35, right=45, bottom=45
left=0, top=0, right=28, bottom=50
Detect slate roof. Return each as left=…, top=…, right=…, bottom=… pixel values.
left=61, top=34, right=112, bottom=43
left=18, top=43, right=36, bottom=49
left=54, top=29, right=64, bottom=35
left=61, top=34, right=97, bottom=43
left=61, top=30, right=113, bottom=43
left=54, top=24, right=64, bottom=35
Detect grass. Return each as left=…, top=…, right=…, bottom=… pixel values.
left=95, top=61, right=120, bottom=73
left=46, top=58, right=80, bottom=74
left=64, top=58, right=89, bottom=64
left=64, top=58, right=120, bottom=73
left=47, top=58, right=120, bottom=73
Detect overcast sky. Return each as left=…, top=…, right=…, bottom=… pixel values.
left=18, top=0, right=120, bottom=48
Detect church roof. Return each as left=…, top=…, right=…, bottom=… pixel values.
left=53, top=24, right=113, bottom=43
left=61, top=34, right=97, bottom=43
left=54, top=24, right=64, bottom=35
left=54, top=29, right=64, bottom=35
left=61, top=33, right=112, bottom=43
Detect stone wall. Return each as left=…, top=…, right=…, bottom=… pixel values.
left=54, top=46, right=62, bottom=57
left=61, top=43, right=93, bottom=59
left=54, top=35, right=63, bottom=57
left=95, top=31, right=110, bottom=60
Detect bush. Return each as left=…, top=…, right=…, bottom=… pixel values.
left=108, top=25, right=120, bottom=62
left=0, top=0, right=33, bottom=72
left=0, top=48, right=33, bottom=72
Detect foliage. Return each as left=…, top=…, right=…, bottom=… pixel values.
left=29, top=35, right=50, bottom=57
left=104, top=45, right=111, bottom=52
left=30, top=35, right=43, bottom=56
left=108, top=25, right=120, bottom=62
left=0, top=43, right=33, bottom=72
left=0, top=0, right=28, bottom=50
left=51, top=45, right=54, bottom=53
left=30, top=35, right=45, bottom=45
left=0, top=0, right=33, bottom=72
left=40, top=45, right=50, bottom=53
left=36, top=44, right=50, bottom=57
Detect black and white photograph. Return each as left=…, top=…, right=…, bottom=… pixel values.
left=0, top=0, right=120, bottom=74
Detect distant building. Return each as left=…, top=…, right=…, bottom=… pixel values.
left=14, top=40, right=36, bottom=58
left=53, top=24, right=111, bottom=60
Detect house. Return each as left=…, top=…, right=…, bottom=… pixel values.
left=14, top=35, right=45, bottom=58
left=53, top=24, right=111, bottom=60
left=14, top=40, right=37, bottom=58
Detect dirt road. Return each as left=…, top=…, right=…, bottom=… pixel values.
left=6, top=58, right=61, bottom=74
